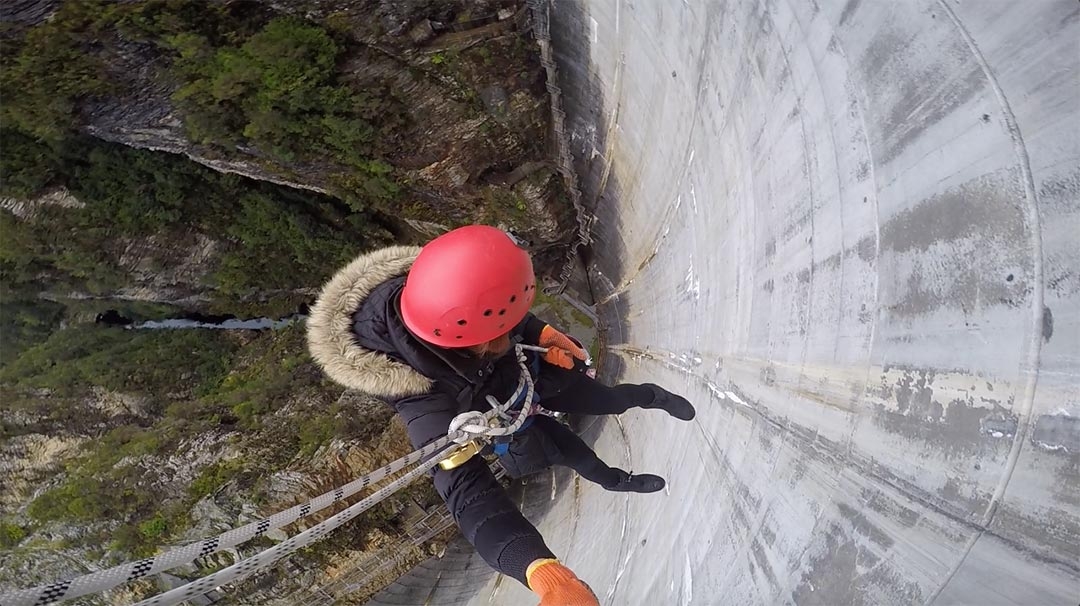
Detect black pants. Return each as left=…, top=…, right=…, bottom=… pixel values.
left=498, top=369, right=655, bottom=487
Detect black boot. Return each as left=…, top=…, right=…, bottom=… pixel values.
left=604, top=469, right=666, bottom=493
left=643, top=384, right=696, bottom=420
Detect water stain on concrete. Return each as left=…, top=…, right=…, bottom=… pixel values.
left=1041, top=306, right=1053, bottom=342
left=855, top=235, right=876, bottom=262
left=836, top=502, right=895, bottom=548
left=989, top=503, right=1080, bottom=568
left=839, top=0, right=863, bottom=27
left=1037, top=169, right=1080, bottom=215
left=861, top=487, right=921, bottom=528
left=818, top=251, right=843, bottom=270
left=881, top=170, right=1026, bottom=255
left=858, top=20, right=985, bottom=165
left=792, top=521, right=923, bottom=606
left=980, top=414, right=1018, bottom=438
left=761, top=365, right=778, bottom=386
left=890, top=264, right=1020, bottom=318
left=760, top=523, right=777, bottom=548
left=791, top=456, right=809, bottom=486
left=874, top=369, right=1017, bottom=458
left=940, top=476, right=992, bottom=517
left=1031, top=413, right=1078, bottom=453
left=893, top=369, right=940, bottom=419
left=751, top=538, right=779, bottom=587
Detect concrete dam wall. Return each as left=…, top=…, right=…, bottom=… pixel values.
left=370, top=1, right=1079, bottom=603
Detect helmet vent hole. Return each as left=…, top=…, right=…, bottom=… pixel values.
left=498, top=309, right=506, bottom=316
left=483, top=309, right=493, bottom=317
left=455, top=335, right=463, bottom=340
left=509, top=295, right=516, bottom=303
left=457, top=319, right=467, bottom=326
left=433, top=329, right=442, bottom=337
left=499, top=323, right=505, bottom=329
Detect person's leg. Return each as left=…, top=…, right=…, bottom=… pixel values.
left=538, top=367, right=696, bottom=420
left=531, top=415, right=623, bottom=487
left=532, top=415, right=664, bottom=493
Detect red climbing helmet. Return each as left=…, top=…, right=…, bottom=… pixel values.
left=401, top=225, right=537, bottom=348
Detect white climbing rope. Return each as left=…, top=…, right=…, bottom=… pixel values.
left=448, top=344, right=544, bottom=441
left=132, top=453, right=445, bottom=606
left=3, top=345, right=543, bottom=606
left=1, top=437, right=456, bottom=606
left=133, top=345, right=543, bottom=606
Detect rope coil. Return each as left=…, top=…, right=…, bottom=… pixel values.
left=3, top=345, right=542, bottom=606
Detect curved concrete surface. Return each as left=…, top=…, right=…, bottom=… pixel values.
left=370, top=1, right=1079, bottom=604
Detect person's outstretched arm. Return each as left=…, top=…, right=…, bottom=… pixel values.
left=515, top=312, right=590, bottom=371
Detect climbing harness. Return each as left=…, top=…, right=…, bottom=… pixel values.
left=438, top=344, right=545, bottom=470
left=3, top=344, right=551, bottom=606
left=492, top=349, right=543, bottom=457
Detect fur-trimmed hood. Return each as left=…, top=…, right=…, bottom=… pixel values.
left=306, top=246, right=433, bottom=398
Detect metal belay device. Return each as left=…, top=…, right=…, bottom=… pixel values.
left=2, top=344, right=546, bottom=606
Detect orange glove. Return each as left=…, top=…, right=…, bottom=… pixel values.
left=539, top=325, right=589, bottom=370
left=527, top=558, right=600, bottom=606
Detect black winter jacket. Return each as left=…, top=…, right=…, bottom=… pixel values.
left=306, top=246, right=561, bottom=584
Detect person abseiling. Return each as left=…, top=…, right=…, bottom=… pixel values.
left=307, top=225, right=695, bottom=605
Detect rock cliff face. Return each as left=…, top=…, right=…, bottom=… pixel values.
left=1, top=1, right=583, bottom=603
left=71, top=0, right=575, bottom=262
left=0, top=0, right=61, bottom=25
left=0, top=187, right=84, bottom=220
left=0, top=323, right=445, bottom=604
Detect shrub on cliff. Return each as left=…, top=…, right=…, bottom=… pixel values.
left=0, top=3, right=114, bottom=140
left=0, top=325, right=237, bottom=398
left=170, top=17, right=395, bottom=167
left=0, top=130, right=390, bottom=311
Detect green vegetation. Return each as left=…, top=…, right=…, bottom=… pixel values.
left=214, top=190, right=358, bottom=296
left=0, top=521, right=28, bottom=549
left=0, top=1, right=261, bottom=141
left=16, top=324, right=349, bottom=557
left=28, top=470, right=141, bottom=526
left=24, top=426, right=189, bottom=555
left=0, top=129, right=61, bottom=198
left=0, top=3, right=114, bottom=140
left=0, top=299, right=66, bottom=368
left=172, top=18, right=382, bottom=161
left=0, top=0, right=559, bottom=578
left=0, top=326, right=237, bottom=398
left=0, top=126, right=344, bottom=539
left=1, top=0, right=408, bottom=209
left=533, top=289, right=594, bottom=330
left=189, top=459, right=245, bottom=500
left=165, top=324, right=312, bottom=427
left=0, top=130, right=390, bottom=310
left=169, top=14, right=407, bottom=204
left=24, top=421, right=184, bottom=555
left=530, top=289, right=600, bottom=362
left=478, top=187, right=530, bottom=225
left=137, top=512, right=171, bottom=542
left=0, top=297, right=181, bottom=371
